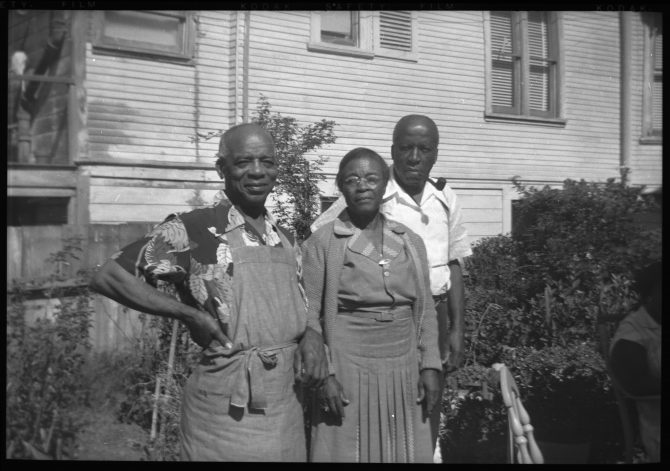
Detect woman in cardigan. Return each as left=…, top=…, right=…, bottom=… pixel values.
left=302, top=147, right=441, bottom=462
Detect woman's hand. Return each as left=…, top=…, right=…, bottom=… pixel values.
left=320, top=375, right=350, bottom=419
left=417, top=369, right=441, bottom=416
left=294, top=327, right=328, bottom=387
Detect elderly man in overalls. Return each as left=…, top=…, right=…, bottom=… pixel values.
left=91, top=123, right=328, bottom=461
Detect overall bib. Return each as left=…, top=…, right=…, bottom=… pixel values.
left=180, top=227, right=307, bottom=461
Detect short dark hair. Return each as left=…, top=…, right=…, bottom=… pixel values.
left=215, top=123, right=272, bottom=168
left=392, top=114, right=439, bottom=146
left=336, top=147, right=390, bottom=191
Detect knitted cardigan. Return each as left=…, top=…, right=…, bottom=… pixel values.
left=302, top=210, right=441, bottom=372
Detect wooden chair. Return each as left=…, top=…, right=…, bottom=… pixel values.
left=493, top=363, right=544, bottom=464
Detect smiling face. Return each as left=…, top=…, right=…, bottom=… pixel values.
left=216, top=124, right=277, bottom=211
left=338, top=152, right=388, bottom=220
left=391, top=116, right=439, bottom=196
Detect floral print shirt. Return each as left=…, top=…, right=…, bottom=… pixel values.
left=111, top=191, right=304, bottom=329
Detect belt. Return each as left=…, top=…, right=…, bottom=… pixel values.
left=337, top=305, right=412, bottom=322
left=229, top=340, right=297, bottom=411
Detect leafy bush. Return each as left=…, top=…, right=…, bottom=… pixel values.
left=6, top=284, right=93, bottom=459
left=117, top=314, right=200, bottom=461
left=441, top=364, right=507, bottom=463
left=511, top=176, right=661, bottom=303
left=193, top=95, right=337, bottom=241
left=441, top=176, right=661, bottom=463
left=252, top=94, right=336, bottom=241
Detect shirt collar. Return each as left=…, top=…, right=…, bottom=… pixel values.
left=385, top=165, right=450, bottom=209
left=333, top=209, right=406, bottom=237
left=213, top=190, right=277, bottom=234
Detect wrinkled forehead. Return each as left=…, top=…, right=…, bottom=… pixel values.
left=343, top=154, right=385, bottom=174
left=224, top=128, right=275, bottom=157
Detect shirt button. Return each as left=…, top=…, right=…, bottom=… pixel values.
left=383, top=271, right=390, bottom=277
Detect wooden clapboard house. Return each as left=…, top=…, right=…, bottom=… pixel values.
left=7, top=9, right=663, bottom=261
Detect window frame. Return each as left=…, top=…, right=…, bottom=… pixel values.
left=484, top=11, right=566, bottom=127
left=307, top=11, right=418, bottom=62
left=640, top=14, right=662, bottom=144
left=308, top=11, right=374, bottom=59
left=92, top=10, right=195, bottom=63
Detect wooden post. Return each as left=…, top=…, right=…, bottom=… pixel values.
left=17, top=106, right=33, bottom=163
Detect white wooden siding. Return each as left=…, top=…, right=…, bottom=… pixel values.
left=86, top=11, right=233, bottom=170
left=455, top=188, right=503, bottom=246
left=89, top=180, right=223, bottom=223
left=81, top=10, right=661, bottom=229
left=244, top=11, right=634, bottom=187
left=84, top=11, right=235, bottom=222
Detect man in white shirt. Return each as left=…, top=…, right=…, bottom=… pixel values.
left=311, top=115, right=473, bottom=455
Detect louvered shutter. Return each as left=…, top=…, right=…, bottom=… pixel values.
left=379, top=11, right=412, bottom=51
left=652, top=30, right=663, bottom=131
left=491, top=11, right=515, bottom=110
left=528, top=12, right=551, bottom=113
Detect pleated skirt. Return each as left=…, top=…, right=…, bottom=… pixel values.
left=310, top=308, right=433, bottom=463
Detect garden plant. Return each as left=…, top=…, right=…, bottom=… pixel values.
left=6, top=239, right=93, bottom=459
left=440, top=175, right=661, bottom=463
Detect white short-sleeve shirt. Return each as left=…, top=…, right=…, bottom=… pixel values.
left=312, top=166, right=472, bottom=296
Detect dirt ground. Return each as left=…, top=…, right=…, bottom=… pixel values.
left=74, top=357, right=150, bottom=461
left=74, top=403, right=148, bottom=461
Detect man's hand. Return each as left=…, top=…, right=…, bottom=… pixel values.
left=321, top=375, right=349, bottom=419
left=183, top=309, right=232, bottom=349
left=445, top=260, right=466, bottom=374
left=417, top=369, right=441, bottom=416
left=294, top=327, right=328, bottom=387
left=90, top=259, right=232, bottom=350
left=443, top=329, right=464, bottom=374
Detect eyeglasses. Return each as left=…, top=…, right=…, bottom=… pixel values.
left=342, top=175, right=383, bottom=188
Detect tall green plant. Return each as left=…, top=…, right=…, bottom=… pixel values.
left=6, top=238, right=93, bottom=459
left=191, top=96, right=337, bottom=241
left=251, top=94, right=336, bottom=241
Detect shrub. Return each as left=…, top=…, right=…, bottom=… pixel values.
left=116, top=314, right=200, bottom=461
left=6, top=283, right=93, bottom=459
left=252, top=94, right=336, bottom=241
left=192, top=95, right=337, bottom=241
left=441, top=176, right=661, bottom=463
left=6, top=239, right=93, bottom=460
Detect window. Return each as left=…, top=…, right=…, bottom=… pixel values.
left=487, top=11, right=563, bottom=123
left=321, top=11, right=359, bottom=46
left=93, top=11, right=195, bottom=61
left=308, top=11, right=417, bottom=61
left=8, top=197, right=69, bottom=226
left=641, top=13, right=662, bottom=142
